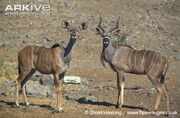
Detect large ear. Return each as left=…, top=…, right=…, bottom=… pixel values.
left=94, top=27, right=103, bottom=35
left=81, top=22, right=88, bottom=30
left=63, top=20, right=69, bottom=29
left=112, top=28, right=122, bottom=37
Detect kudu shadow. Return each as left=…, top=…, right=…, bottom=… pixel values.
left=76, top=97, right=115, bottom=107
left=30, top=103, right=57, bottom=112
left=75, top=97, right=148, bottom=111
left=0, top=100, right=57, bottom=113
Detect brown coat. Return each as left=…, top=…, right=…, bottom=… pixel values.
left=18, top=45, right=65, bottom=74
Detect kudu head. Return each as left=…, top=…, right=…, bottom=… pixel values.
left=95, top=15, right=122, bottom=49
left=63, top=21, right=88, bottom=40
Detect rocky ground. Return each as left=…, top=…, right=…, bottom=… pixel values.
left=0, top=0, right=180, bottom=118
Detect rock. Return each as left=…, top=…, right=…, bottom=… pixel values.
left=25, top=34, right=31, bottom=39
left=157, top=25, right=164, bottom=30
left=0, top=80, right=15, bottom=96
left=170, top=43, right=175, bottom=46
left=22, top=40, right=26, bottom=43
left=63, top=76, right=81, bottom=84
left=40, top=75, right=54, bottom=86
left=44, top=36, right=53, bottom=42
left=64, top=2, right=68, bottom=8
left=0, top=42, right=7, bottom=48
left=34, top=71, right=42, bottom=77
left=32, top=71, right=43, bottom=79
left=81, top=78, right=89, bottom=85
left=26, top=80, right=54, bottom=97
left=173, top=48, right=178, bottom=52
left=0, top=79, right=55, bottom=97
left=0, top=81, right=5, bottom=95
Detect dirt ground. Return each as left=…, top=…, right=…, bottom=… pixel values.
left=0, top=0, right=180, bottom=118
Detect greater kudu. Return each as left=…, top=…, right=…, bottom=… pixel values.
left=15, top=21, right=87, bottom=112
left=94, top=15, right=170, bottom=111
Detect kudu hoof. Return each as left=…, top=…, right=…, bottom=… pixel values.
left=116, top=103, right=122, bottom=108
left=25, top=102, right=30, bottom=106
left=15, top=101, right=19, bottom=106
left=58, top=108, right=64, bottom=113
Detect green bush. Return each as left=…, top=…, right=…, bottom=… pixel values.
left=114, top=32, right=127, bottom=47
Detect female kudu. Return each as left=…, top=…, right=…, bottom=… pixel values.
left=15, top=21, right=87, bottom=112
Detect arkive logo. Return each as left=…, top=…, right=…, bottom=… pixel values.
left=4, top=3, right=51, bottom=15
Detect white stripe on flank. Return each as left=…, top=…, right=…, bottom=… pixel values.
left=134, top=51, right=138, bottom=72
left=148, top=52, right=157, bottom=73
left=142, top=50, right=147, bottom=70
left=128, top=50, right=133, bottom=71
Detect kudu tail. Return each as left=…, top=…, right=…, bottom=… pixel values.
left=17, top=54, right=21, bottom=75
left=160, top=61, right=169, bottom=84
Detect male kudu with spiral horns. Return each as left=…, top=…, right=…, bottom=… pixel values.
left=94, top=14, right=170, bottom=111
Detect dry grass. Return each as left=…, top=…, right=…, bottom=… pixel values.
left=0, top=60, right=17, bottom=80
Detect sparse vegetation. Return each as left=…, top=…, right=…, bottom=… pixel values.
left=114, top=32, right=127, bottom=47
left=0, top=0, right=179, bottom=117
left=0, top=60, right=17, bottom=80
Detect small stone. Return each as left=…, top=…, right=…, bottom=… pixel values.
left=44, top=36, right=53, bottom=42
left=64, top=2, right=68, bottom=8
left=170, top=43, right=175, bottom=46
left=63, top=76, right=81, bottom=84
left=157, top=25, right=164, bottom=30
left=151, top=88, right=155, bottom=91
left=25, top=35, right=31, bottom=39
left=22, top=40, right=26, bottom=43
left=173, top=48, right=178, bottom=52
left=33, top=71, right=43, bottom=78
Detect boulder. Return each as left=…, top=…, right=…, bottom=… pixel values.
left=40, top=75, right=54, bottom=86
left=0, top=80, right=15, bottom=95
left=25, top=80, right=54, bottom=97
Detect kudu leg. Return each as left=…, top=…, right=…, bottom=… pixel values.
left=148, top=75, right=163, bottom=111
left=116, top=71, right=125, bottom=108
left=22, top=70, right=36, bottom=106
left=15, top=70, right=30, bottom=106
left=15, top=78, right=20, bottom=106
left=22, top=86, right=29, bottom=105
left=154, top=86, right=163, bottom=111
left=59, top=73, right=65, bottom=111
left=162, top=83, right=170, bottom=111
left=54, top=73, right=64, bottom=112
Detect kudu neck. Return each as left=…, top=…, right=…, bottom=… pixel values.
left=104, top=40, right=116, bottom=62
left=63, top=37, right=77, bottom=63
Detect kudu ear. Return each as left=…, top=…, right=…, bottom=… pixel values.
left=94, top=27, right=103, bottom=35
left=112, top=28, right=122, bottom=37
left=81, top=22, right=88, bottom=30
left=63, top=20, right=70, bottom=29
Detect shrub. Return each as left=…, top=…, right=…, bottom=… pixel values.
left=114, top=32, right=127, bottom=47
